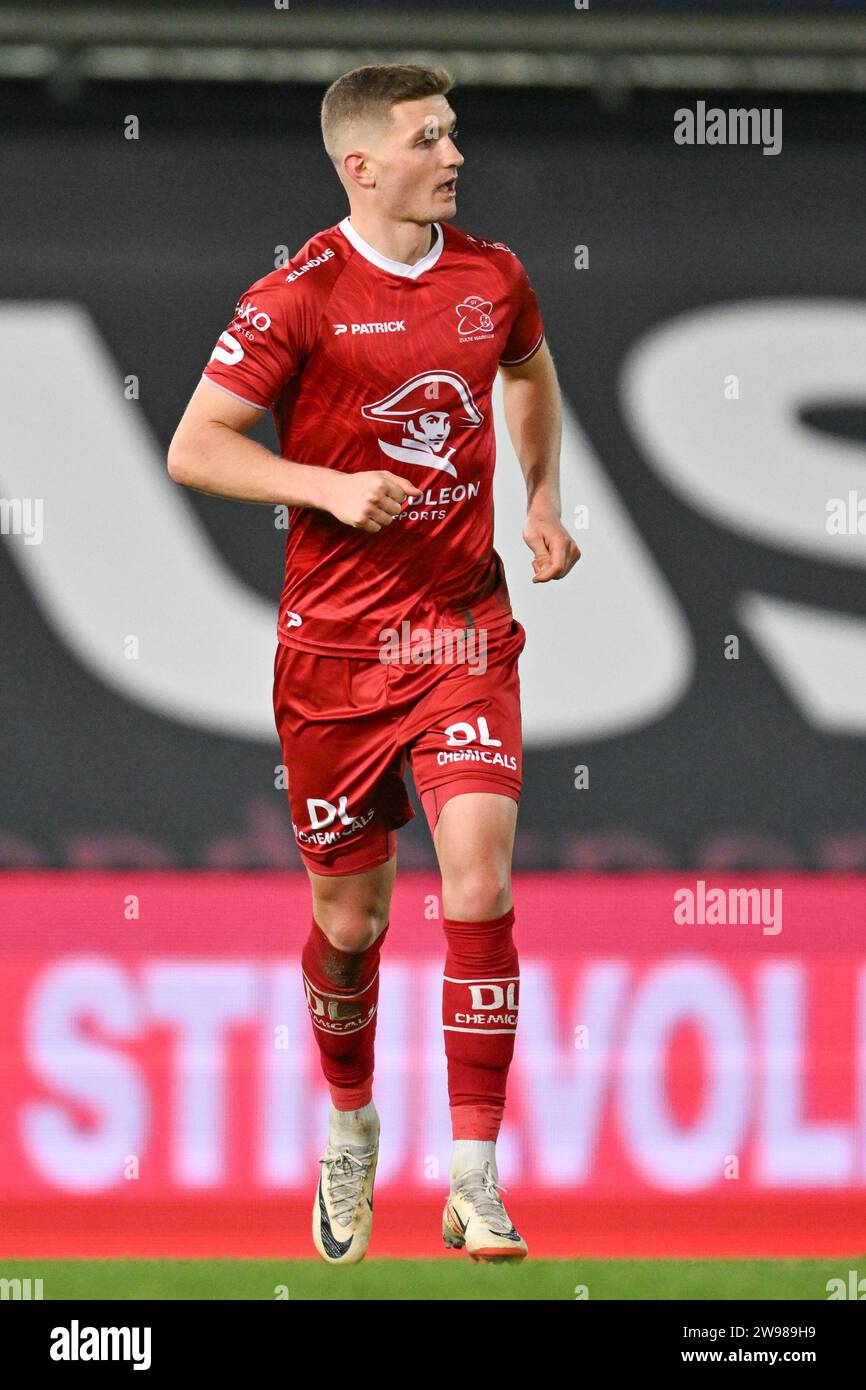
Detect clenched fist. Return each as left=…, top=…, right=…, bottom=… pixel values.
left=321, top=469, right=417, bottom=533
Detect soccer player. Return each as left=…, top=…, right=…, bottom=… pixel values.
left=168, top=63, right=579, bottom=1264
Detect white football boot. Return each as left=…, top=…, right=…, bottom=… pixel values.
left=442, top=1160, right=528, bottom=1262
left=313, top=1130, right=379, bottom=1265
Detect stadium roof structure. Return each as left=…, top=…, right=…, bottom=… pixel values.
left=0, top=5, right=865, bottom=94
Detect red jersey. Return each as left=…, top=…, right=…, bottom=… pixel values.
left=202, top=217, right=545, bottom=656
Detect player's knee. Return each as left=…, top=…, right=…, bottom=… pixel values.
left=312, top=892, right=390, bottom=964
left=442, top=868, right=511, bottom=923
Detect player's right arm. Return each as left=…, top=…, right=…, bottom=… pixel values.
left=168, top=267, right=414, bottom=532
left=167, top=377, right=413, bottom=532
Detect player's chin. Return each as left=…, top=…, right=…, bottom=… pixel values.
left=432, top=195, right=457, bottom=221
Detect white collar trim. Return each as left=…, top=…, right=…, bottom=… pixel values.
left=339, top=217, right=444, bottom=279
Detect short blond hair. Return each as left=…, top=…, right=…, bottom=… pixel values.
left=321, top=63, right=454, bottom=164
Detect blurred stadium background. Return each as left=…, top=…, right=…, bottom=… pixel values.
left=1, top=0, right=865, bottom=1282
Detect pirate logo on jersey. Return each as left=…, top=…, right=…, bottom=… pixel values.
left=361, top=371, right=483, bottom=479
left=456, top=295, right=494, bottom=336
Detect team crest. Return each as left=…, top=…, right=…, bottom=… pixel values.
left=455, top=294, right=494, bottom=336
left=361, top=371, right=483, bottom=478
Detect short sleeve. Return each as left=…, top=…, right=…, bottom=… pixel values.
left=202, top=275, right=305, bottom=410
left=499, top=256, right=545, bottom=366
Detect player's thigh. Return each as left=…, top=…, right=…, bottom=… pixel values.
left=305, top=853, right=397, bottom=952
left=273, top=642, right=412, bottom=934
left=433, top=791, right=517, bottom=922
left=407, top=620, right=525, bottom=811
left=406, top=619, right=525, bottom=920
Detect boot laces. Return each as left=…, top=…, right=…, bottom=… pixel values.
left=455, top=1162, right=512, bottom=1234
left=321, top=1145, right=374, bottom=1227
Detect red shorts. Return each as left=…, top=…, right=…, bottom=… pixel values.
left=272, top=619, right=526, bottom=875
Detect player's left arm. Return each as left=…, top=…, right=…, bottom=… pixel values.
left=499, top=339, right=581, bottom=583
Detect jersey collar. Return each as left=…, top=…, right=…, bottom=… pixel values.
left=338, top=217, right=444, bottom=280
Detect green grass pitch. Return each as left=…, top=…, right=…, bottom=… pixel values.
left=0, top=1258, right=850, bottom=1300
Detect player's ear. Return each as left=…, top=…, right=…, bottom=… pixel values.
left=343, top=151, right=374, bottom=190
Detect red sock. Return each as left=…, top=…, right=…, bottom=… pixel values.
left=442, top=907, right=519, bottom=1141
left=301, top=918, right=387, bottom=1111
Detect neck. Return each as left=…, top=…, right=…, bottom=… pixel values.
left=345, top=211, right=435, bottom=267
